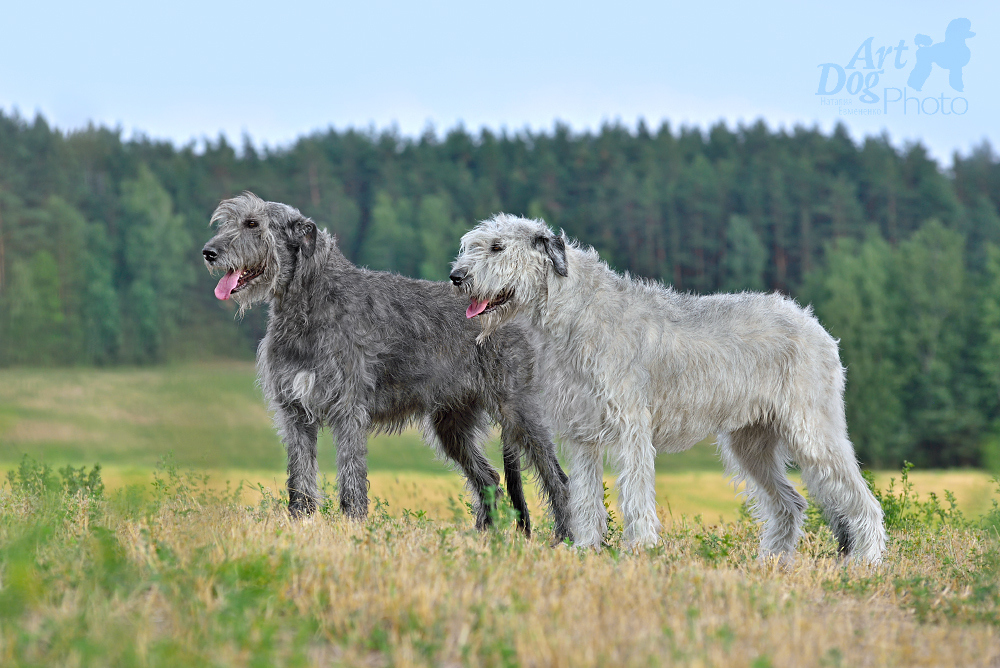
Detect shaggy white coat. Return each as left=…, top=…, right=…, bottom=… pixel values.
left=451, top=214, right=887, bottom=563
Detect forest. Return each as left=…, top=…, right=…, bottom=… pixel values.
left=1, top=110, right=999, bottom=470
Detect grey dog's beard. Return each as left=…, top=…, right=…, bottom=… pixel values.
left=233, top=292, right=256, bottom=318
left=474, top=306, right=513, bottom=343
left=232, top=272, right=276, bottom=316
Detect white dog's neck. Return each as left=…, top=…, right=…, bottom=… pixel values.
left=540, top=246, right=610, bottom=333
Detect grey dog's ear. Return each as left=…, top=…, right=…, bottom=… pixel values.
left=289, top=214, right=317, bottom=259
left=535, top=231, right=568, bottom=277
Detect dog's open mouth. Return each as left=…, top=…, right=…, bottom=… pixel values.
left=466, top=290, right=513, bottom=318
left=214, top=262, right=266, bottom=301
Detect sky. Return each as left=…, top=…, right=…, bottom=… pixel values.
left=1, top=0, right=997, bottom=164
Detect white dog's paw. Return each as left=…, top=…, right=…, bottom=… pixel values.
left=623, top=532, right=662, bottom=552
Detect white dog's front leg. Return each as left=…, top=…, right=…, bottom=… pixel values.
left=614, top=414, right=661, bottom=549
left=567, top=441, right=607, bottom=548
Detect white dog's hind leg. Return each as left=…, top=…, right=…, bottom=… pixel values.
left=720, top=426, right=807, bottom=564
left=568, top=440, right=607, bottom=548
left=788, top=419, right=887, bottom=565
left=614, top=411, right=661, bottom=549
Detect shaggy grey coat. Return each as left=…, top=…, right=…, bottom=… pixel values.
left=201, top=194, right=571, bottom=539
left=451, top=214, right=886, bottom=563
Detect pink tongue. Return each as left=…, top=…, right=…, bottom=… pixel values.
left=466, top=298, right=489, bottom=318
left=214, top=271, right=240, bottom=300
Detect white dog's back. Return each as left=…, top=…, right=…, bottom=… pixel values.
left=540, top=246, right=844, bottom=452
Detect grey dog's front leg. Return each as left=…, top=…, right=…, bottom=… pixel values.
left=277, top=403, right=321, bottom=516
left=334, top=421, right=369, bottom=520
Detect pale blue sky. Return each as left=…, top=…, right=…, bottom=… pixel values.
left=2, top=1, right=996, bottom=163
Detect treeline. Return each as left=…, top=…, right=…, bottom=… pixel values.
left=1, top=110, right=999, bottom=468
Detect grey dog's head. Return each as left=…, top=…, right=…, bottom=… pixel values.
left=449, top=213, right=568, bottom=341
left=202, top=192, right=317, bottom=311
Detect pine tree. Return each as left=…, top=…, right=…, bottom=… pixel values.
left=892, top=220, right=982, bottom=466
left=722, top=215, right=766, bottom=292
left=806, top=232, right=905, bottom=466
left=119, top=165, right=192, bottom=362
left=417, top=194, right=466, bottom=281
left=359, top=191, right=419, bottom=276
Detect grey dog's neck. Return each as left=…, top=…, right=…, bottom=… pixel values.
left=269, top=231, right=349, bottom=315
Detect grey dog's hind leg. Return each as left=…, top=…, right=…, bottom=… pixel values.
left=432, top=406, right=502, bottom=530
left=501, top=440, right=532, bottom=537
left=278, top=403, right=321, bottom=517
left=498, top=403, right=573, bottom=543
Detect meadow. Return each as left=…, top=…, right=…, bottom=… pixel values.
left=1, top=364, right=999, bottom=666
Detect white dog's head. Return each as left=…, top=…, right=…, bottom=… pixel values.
left=449, top=214, right=568, bottom=341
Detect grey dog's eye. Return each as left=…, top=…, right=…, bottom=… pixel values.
left=490, top=242, right=504, bottom=253
left=246, top=220, right=259, bottom=229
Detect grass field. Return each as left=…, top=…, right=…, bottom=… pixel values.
left=2, top=362, right=998, bottom=521
left=2, top=363, right=1000, bottom=666
left=1, top=361, right=726, bottom=470
left=1, top=456, right=999, bottom=667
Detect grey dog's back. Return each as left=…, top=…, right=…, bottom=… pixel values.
left=260, top=242, right=533, bottom=429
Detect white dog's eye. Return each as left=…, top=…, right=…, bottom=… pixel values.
left=490, top=242, right=504, bottom=253
left=246, top=219, right=259, bottom=229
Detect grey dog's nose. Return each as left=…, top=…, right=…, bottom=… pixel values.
left=203, top=246, right=218, bottom=263
left=449, top=268, right=467, bottom=286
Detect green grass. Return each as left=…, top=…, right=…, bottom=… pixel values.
left=0, top=362, right=444, bottom=472
left=0, top=361, right=723, bottom=473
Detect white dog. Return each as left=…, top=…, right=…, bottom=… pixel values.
left=450, top=214, right=886, bottom=564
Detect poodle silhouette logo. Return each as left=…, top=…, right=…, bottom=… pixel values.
left=815, top=18, right=975, bottom=117
left=908, top=18, right=975, bottom=92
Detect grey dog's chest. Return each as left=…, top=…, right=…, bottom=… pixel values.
left=260, top=315, right=358, bottom=398
left=261, top=311, right=450, bottom=413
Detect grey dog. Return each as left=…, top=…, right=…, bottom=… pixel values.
left=201, top=194, right=572, bottom=540
left=451, top=214, right=886, bottom=563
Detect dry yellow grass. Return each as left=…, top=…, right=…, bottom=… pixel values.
left=117, top=507, right=999, bottom=667
left=1, top=463, right=999, bottom=667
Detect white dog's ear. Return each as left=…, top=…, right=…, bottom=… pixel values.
left=535, top=231, right=568, bottom=277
